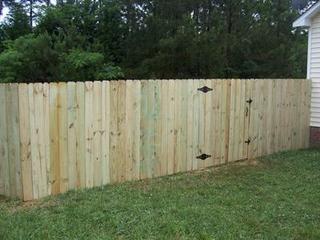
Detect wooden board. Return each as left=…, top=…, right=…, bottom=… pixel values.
left=101, top=81, right=110, bottom=185
left=6, top=84, right=22, bottom=198
left=58, top=83, right=68, bottom=193
left=93, top=81, right=102, bottom=186
left=154, top=80, right=162, bottom=177
left=0, top=84, right=9, bottom=196
left=85, top=82, right=94, bottom=187
left=49, top=83, right=60, bottom=195
left=19, top=84, right=33, bottom=200
left=67, top=82, right=77, bottom=190
left=76, top=82, right=86, bottom=188
left=117, top=81, right=127, bottom=182
left=109, top=81, right=118, bottom=183
left=0, top=79, right=312, bottom=200
left=167, top=80, right=175, bottom=175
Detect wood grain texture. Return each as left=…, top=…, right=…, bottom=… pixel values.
left=6, top=84, right=22, bottom=198
left=0, top=84, right=9, bottom=197
left=49, top=83, right=60, bottom=195
left=101, top=81, right=110, bottom=185
left=76, top=82, right=86, bottom=188
left=0, top=79, right=311, bottom=200
left=85, top=82, right=94, bottom=187
left=19, top=84, right=33, bottom=200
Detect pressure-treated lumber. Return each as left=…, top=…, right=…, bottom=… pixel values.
left=0, top=79, right=311, bottom=201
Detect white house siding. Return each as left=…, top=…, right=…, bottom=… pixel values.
left=309, top=13, right=320, bottom=127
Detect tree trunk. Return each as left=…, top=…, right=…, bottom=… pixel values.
left=29, top=0, right=33, bottom=28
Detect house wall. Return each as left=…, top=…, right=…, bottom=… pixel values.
left=309, top=13, right=320, bottom=127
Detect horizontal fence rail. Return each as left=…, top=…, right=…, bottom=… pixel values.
left=0, top=79, right=311, bottom=200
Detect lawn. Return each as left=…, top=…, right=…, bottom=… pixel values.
left=0, top=149, right=320, bottom=240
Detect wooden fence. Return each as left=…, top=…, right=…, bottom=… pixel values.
left=0, top=79, right=311, bottom=201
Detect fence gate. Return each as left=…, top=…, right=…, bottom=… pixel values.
left=0, top=79, right=311, bottom=201
left=194, top=79, right=231, bottom=168
left=225, top=80, right=250, bottom=163
left=196, top=80, right=254, bottom=165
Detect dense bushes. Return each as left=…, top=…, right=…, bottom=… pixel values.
left=0, top=0, right=311, bottom=82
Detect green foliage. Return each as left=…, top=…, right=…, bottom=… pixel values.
left=0, top=33, right=59, bottom=82
left=96, top=65, right=124, bottom=80
left=0, top=47, right=23, bottom=82
left=64, top=49, right=105, bottom=81
left=0, top=34, right=124, bottom=82
left=63, top=49, right=124, bottom=81
left=0, top=149, right=320, bottom=239
left=0, top=0, right=314, bottom=82
left=1, top=3, right=31, bottom=40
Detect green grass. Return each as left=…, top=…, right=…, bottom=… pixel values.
left=1, top=149, right=320, bottom=240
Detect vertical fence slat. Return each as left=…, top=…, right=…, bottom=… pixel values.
left=244, top=80, right=251, bottom=159
left=228, top=80, right=236, bottom=162
left=198, top=79, right=205, bottom=170
left=212, top=80, right=220, bottom=166
left=0, top=84, right=9, bottom=196
left=43, top=83, right=51, bottom=196
left=154, top=80, right=161, bottom=177
left=67, top=82, right=77, bottom=190
left=167, top=80, right=175, bottom=175
left=19, top=84, right=33, bottom=200
left=29, top=84, right=39, bottom=199
left=93, top=81, right=102, bottom=186
left=34, top=83, right=47, bottom=198
left=192, top=80, right=200, bottom=170
left=109, top=81, right=118, bottom=183
left=76, top=82, right=86, bottom=188
left=160, top=80, right=169, bottom=176
left=222, top=80, right=230, bottom=164
left=6, top=84, right=22, bottom=198
left=133, top=81, right=141, bottom=180
left=0, top=79, right=312, bottom=200
left=180, top=80, right=188, bottom=172
left=216, top=80, right=224, bottom=165
left=49, top=83, right=59, bottom=195
left=204, top=79, right=212, bottom=168
left=186, top=80, right=194, bottom=171
left=303, top=80, right=311, bottom=148
left=101, top=81, right=110, bottom=185
left=125, top=80, right=133, bottom=181
left=118, top=80, right=127, bottom=182
left=85, top=82, right=94, bottom=187
left=173, top=80, right=181, bottom=173
left=58, top=83, right=68, bottom=193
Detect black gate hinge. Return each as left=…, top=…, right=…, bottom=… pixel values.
left=245, top=138, right=251, bottom=145
left=246, top=98, right=253, bottom=104
left=196, top=153, right=212, bottom=161
left=198, top=86, right=213, bottom=93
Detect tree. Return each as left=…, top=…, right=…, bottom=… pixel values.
left=0, top=33, right=124, bottom=82
left=0, top=0, right=312, bottom=82
left=1, top=3, right=31, bottom=40
left=0, top=0, right=14, bottom=15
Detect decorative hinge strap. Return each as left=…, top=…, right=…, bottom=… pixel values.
left=196, top=154, right=212, bottom=160
left=198, top=86, right=213, bottom=93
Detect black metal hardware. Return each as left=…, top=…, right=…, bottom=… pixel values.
left=196, top=154, right=212, bottom=161
left=245, top=138, right=251, bottom=145
left=198, top=86, right=213, bottom=93
left=245, top=107, right=249, bottom=117
left=246, top=98, right=253, bottom=104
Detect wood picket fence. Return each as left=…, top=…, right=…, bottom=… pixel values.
left=0, top=79, right=311, bottom=201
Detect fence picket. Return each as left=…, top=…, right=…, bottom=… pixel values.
left=0, top=79, right=311, bottom=200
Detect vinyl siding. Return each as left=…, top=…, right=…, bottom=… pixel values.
left=310, top=13, right=320, bottom=127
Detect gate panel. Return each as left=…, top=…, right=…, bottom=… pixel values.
left=195, top=80, right=227, bottom=168
left=228, top=80, right=250, bottom=162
